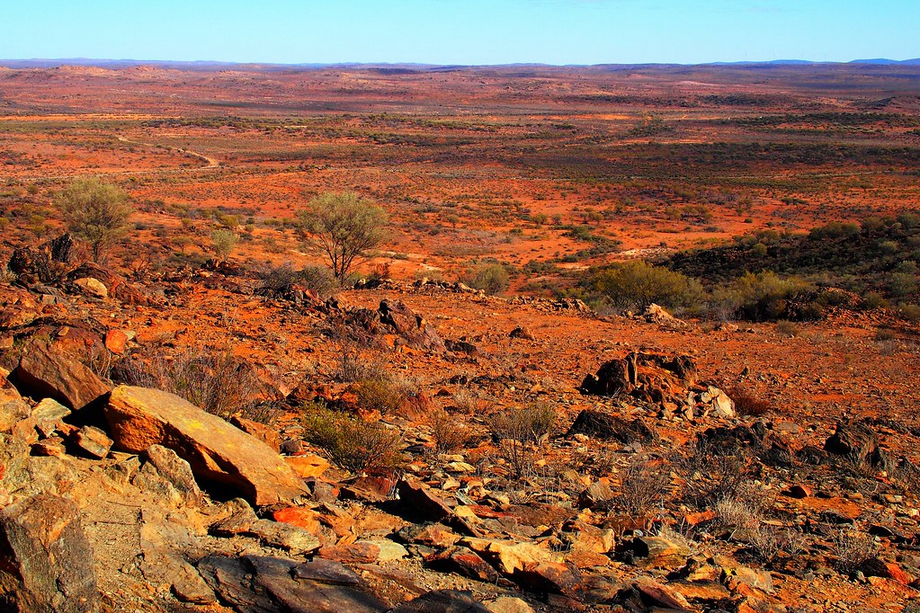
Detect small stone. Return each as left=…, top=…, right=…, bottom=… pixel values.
left=73, top=277, right=108, bottom=299
left=284, top=453, right=331, bottom=479
left=73, top=425, right=113, bottom=459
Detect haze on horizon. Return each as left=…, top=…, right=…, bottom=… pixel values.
left=4, top=0, right=919, bottom=66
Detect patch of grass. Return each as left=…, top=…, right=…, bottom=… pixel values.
left=301, top=404, right=402, bottom=473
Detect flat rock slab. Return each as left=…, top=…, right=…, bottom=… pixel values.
left=198, top=554, right=389, bottom=613
left=0, top=493, right=99, bottom=613
left=388, top=590, right=491, bottom=613
left=105, top=385, right=306, bottom=506
left=12, top=343, right=110, bottom=410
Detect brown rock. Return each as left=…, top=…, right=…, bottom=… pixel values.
left=105, top=386, right=306, bottom=506
left=509, top=326, right=535, bottom=340
left=73, top=277, right=108, bottom=299
left=635, top=579, right=693, bottom=611
left=426, top=547, right=504, bottom=583
left=144, top=444, right=202, bottom=506
left=231, top=415, right=280, bottom=452
left=824, top=419, right=879, bottom=464
left=389, top=590, right=491, bottom=613
left=630, top=535, right=690, bottom=570
left=32, top=437, right=67, bottom=457
left=0, top=493, right=99, bottom=613
left=860, top=558, right=912, bottom=585
left=784, top=484, right=812, bottom=499
left=0, top=384, right=31, bottom=432
left=249, top=518, right=321, bottom=554
left=319, top=541, right=381, bottom=564
left=566, top=409, right=657, bottom=445
left=104, top=329, right=131, bottom=355
left=73, top=425, right=113, bottom=458
left=11, top=343, right=111, bottom=410
left=396, top=479, right=453, bottom=522
left=486, top=597, right=535, bottom=613
left=209, top=498, right=258, bottom=536
left=462, top=537, right=562, bottom=576
left=31, top=397, right=71, bottom=437
left=274, top=507, right=322, bottom=534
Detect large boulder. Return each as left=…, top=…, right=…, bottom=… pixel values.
left=10, top=343, right=110, bottom=410
left=824, top=420, right=879, bottom=464
left=104, top=386, right=306, bottom=506
left=7, top=234, right=76, bottom=285
left=566, top=410, right=657, bottom=445
left=0, top=493, right=99, bottom=613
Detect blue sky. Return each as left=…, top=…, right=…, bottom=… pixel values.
left=4, top=0, right=918, bottom=65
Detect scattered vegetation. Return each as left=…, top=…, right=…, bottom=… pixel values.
left=301, top=403, right=402, bottom=473
left=55, top=178, right=133, bottom=262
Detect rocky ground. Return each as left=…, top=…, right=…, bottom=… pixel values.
left=0, top=236, right=919, bottom=612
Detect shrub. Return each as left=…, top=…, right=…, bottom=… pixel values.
left=429, top=410, right=472, bottom=452
left=488, top=403, right=557, bottom=479
left=113, top=348, right=262, bottom=419
left=833, top=530, right=879, bottom=575
left=297, top=191, right=388, bottom=281
left=260, top=263, right=338, bottom=298
left=301, top=404, right=401, bottom=473
left=590, top=261, right=703, bottom=312
left=211, top=229, right=239, bottom=260
left=615, top=457, right=670, bottom=516
left=724, top=385, right=772, bottom=417
left=713, top=271, right=812, bottom=321
left=55, top=178, right=133, bottom=262
left=352, top=375, right=421, bottom=415
left=468, top=263, right=509, bottom=295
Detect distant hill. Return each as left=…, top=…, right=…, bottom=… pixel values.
left=1, top=58, right=919, bottom=71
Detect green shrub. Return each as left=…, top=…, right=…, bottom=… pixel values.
left=259, top=263, right=338, bottom=298
left=469, top=263, right=509, bottom=295
left=301, top=404, right=401, bottom=473
left=589, top=261, right=704, bottom=311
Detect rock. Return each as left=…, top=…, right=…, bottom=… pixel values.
left=11, top=343, right=110, bottom=410
left=378, top=299, right=445, bottom=351
left=73, top=277, right=108, bottom=299
left=7, top=234, right=76, bottom=284
left=627, top=535, right=690, bottom=570
left=104, top=329, right=131, bottom=354
left=859, top=558, right=912, bottom=585
left=0, top=384, right=31, bottom=432
left=462, top=537, right=562, bottom=576
left=445, top=339, right=481, bottom=356
left=0, top=493, right=99, bottom=613
left=284, top=453, right=331, bottom=479
left=209, top=498, right=258, bottom=536
left=319, top=542, right=381, bottom=564
left=486, top=597, right=536, bottom=613
left=426, top=547, right=504, bottom=583
left=579, top=480, right=615, bottom=509
left=198, top=554, right=389, bottom=613
left=388, top=590, right=491, bottom=613
left=396, top=479, right=453, bottom=522
left=509, top=326, right=535, bottom=340
left=31, top=397, right=71, bottom=437
left=515, top=561, right=580, bottom=595
left=230, top=415, right=281, bottom=452
left=249, top=518, right=321, bottom=554
left=784, top=484, right=812, bottom=499
left=144, top=444, right=202, bottom=506
left=565, top=410, right=657, bottom=444
left=824, top=420, right=879, bottom=464
left=715, top=555, right=774, bottom=593
left=273, top=506, right=322, bottom=533
left=73, top=425, right=112, bottom=458
left=105, top=386, right=306, bottom=506
left=634, top=579, right=693, bottom=611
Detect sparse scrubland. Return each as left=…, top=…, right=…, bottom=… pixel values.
left=0, top=63, right=918, bottom=612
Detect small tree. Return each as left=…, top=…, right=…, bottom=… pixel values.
left=211, top=229, right=239, bottom=261
left=297, top=191, right=387, bottom=282
left=55, top=178, right=133, bottom=262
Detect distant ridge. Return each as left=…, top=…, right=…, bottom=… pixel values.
left=1, top=58, right=919, bottom=70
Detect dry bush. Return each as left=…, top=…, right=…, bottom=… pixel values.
left=450, top=386, right=483, bottom=414
left=113, top=348, right=263, bottom=419
left=724, top=385, right=773, bottom=417
left=615, top=456, right=670, bottom=516
left=833, top=530, right=879, bottom=575
left=679, top=439, right=752, bottom=506
left=334, top=341, right=389, bottom=383
left=488, top=403, right=558, bottom=479
left=429, top=410, right=472, bottom=452
left=300, top=403, right=402, bottom=474
left=352, top=375, right=422, bottom=415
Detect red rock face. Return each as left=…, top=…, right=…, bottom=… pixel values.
left=104, top=385, right=306, bottom=506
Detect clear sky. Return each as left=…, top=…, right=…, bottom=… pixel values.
left=4, top=0, right=918, bottom=65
